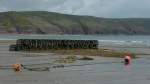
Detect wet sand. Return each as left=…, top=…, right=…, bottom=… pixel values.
left=0, top=40, right=16, bottom=45
left=0, top=40, right=150, bottom=84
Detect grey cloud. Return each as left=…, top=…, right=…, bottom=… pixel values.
left=0, top=0, right=67, bottom=11
left=0, top=0, right=150, bottom=18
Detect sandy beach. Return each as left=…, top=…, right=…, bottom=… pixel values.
left=0, top=40, right=16, bottom=45
left=0, top=40, right=150, bottom=84
left=0, top=39, right=149, bottom=64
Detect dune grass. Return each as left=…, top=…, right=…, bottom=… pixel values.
left=24, top=48, right=136, bottom=58
left=48, top=49, right=136, bottom=58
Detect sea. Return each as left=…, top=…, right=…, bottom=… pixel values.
left=1, top=34, right=150, bottom=51
left=0, top=34, right=150, bottom=46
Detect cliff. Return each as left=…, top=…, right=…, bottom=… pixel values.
left=0, top=11, right=150, bottom=35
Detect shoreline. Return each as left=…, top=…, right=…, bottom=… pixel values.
left=0, top=40, right=16, bottom=45
left=16, top=48, right=136, bottom=58
left=1, top=40, right=150, bottom=58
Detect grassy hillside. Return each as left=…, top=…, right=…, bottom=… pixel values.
left=0, top=11, right=150, bottom=35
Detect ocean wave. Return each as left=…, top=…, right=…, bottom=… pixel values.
left=0, top=38, right=16, bottom=40
left=98, top=40, right=148, bottom=46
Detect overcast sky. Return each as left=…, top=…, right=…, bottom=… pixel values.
left=0, top=0, right=150, bottom=18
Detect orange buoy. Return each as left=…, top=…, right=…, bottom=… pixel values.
left=124, top=54, right=131, bottom=65
left=12, top=63, right=22, bottom=72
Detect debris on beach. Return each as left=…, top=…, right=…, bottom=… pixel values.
left=54, top=55, right=77, bottom=63
left=78, top=56, right=94, bottom=60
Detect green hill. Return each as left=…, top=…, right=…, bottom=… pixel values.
left=0, top=11, right=150, bottom=35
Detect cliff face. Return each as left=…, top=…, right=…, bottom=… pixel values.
left=0, top=11, right=150, bottom=35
